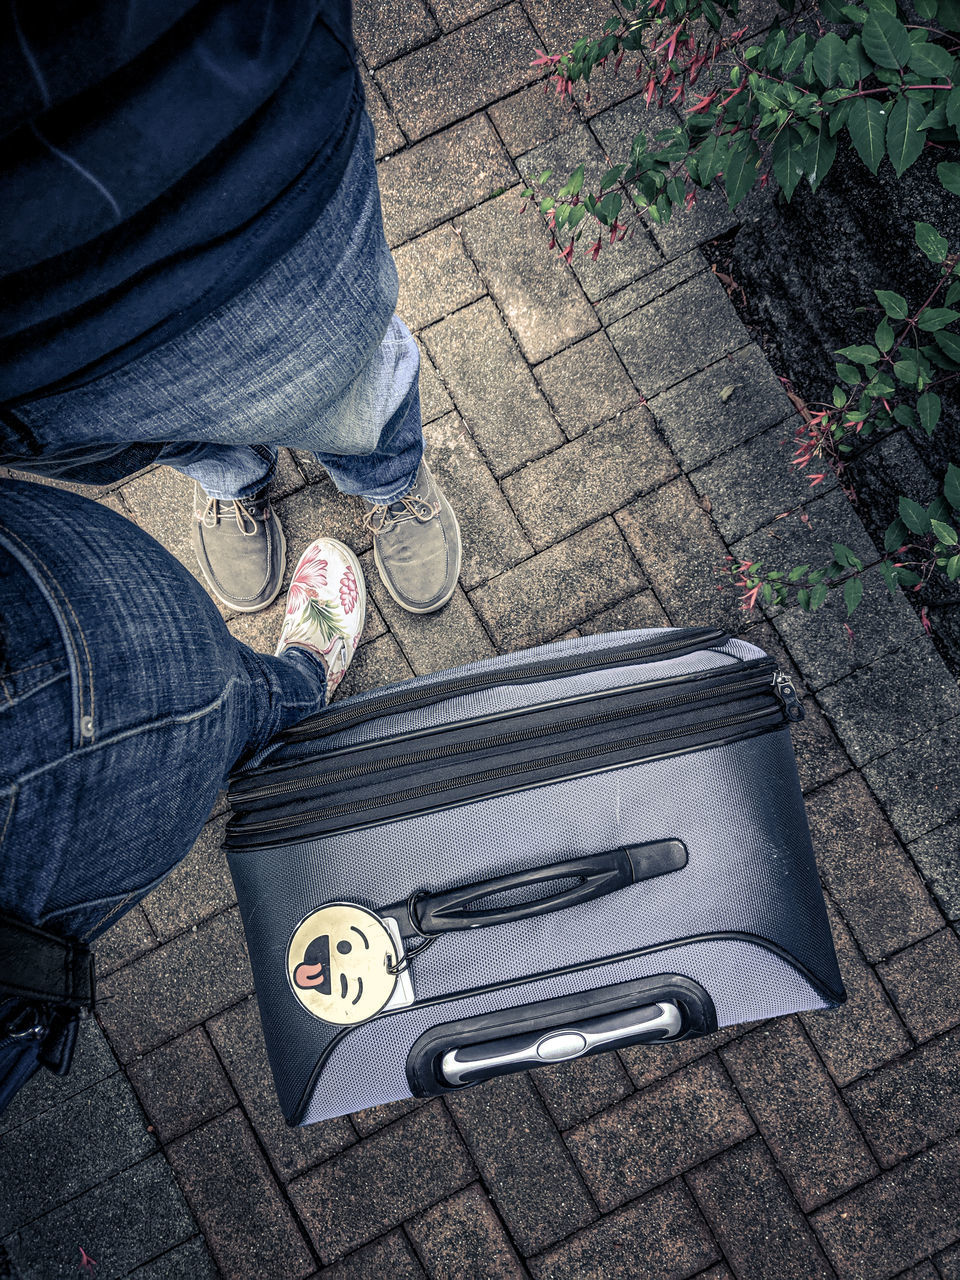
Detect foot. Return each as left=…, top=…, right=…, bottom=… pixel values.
left=191, top=482, right=286, bottom=613
left=360, top=460, right=461, bottom=614
left=276, top=539, right=366, bottom=701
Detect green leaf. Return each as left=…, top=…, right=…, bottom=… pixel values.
left=915, top=221, right=949, bottom=262
left=557, top=164, right=585, bottom=198
left=932, top=518, right=960, bottom=544
left=847, top=97, right=888, bottom=175
left=813, top=31, right=848, bottom=84
left=939, top=161, right=960, bottom=195
left=722, top=136, right=761, bottom=209
left=539, top=196, right=555, bottom=213
left=946, top=85, right=960, bottom=127
left=918, top=307, right=960, bottom=330
left=934, top=328, right=960, bottom=360
left=948, top=554, right=960, bottom=580
left=833, top=383, right=847, bottom=406
left=833, top=542, right=864, bottom=568
left=879, top=558, right=900, bottom=592
left=875, top=288, right=909, bottom=319
left=771, top=127, right=806, bottom=200
left=797, top=587, right=811, bottom=609
left=836, top=343, right=882, bottom=363
left=945, top=462, right=960, bottom=509
left=538, top=169, right=554, bottom=184
left=884, top=515, right=909, bottom=551
left=921, top=101, right=948, bottom=131
left=899, top=495, right=932, bottom=533
left=886, top=95, right=927, bottom=176
left=915, top=0, right=938, bottom=15
left=875, top=317, right=895, bottom=350
left=781, top=33, right=807, bottom=74
left=918, top=391, right=942, bottom=433
left=788, top=563, right=810, bottom=581
left=894, top=403, right=920, bottom=427
left=861, top=10, right=912, bottom=66
left=844, top=576, right=864, bottom=614
left=906, top=39, right=955, bottom=76
left=801, top=124, right=838, bottom=192
left=836, top=361, right=863, bottom=383
left=943, top=0, right=960, bottom=32
left=599, top=164, right=625, bottom=193
left=809, top=583, right=830, bottom=610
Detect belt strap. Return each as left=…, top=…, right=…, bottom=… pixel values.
left=0, top=911, right=94, bottom=1011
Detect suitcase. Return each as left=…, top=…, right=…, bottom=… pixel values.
left=224, top=626, right=845, bottom=1125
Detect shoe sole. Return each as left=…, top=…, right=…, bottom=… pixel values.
left=373, top=497, right=462, bottom=615
left=196, top=517, right=288, bottom=614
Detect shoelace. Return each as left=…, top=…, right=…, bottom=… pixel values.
left=361, top=493, right=438, bottom=535
left=200, top=495, right=262, bottom=536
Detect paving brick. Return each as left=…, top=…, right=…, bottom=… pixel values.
left=0, top=1072, right=155, bottom=1233
left=362, top=562, right=496, bottom=675
left=432, top=0, right=505, bottom=29
left=0, top=1017, right=117, bottom=1136
left=377, top=116, right=516, bottom=247
left=207, top=995, right=355, bottom=1180
left=616, top=477, right=742, bottom=632
left=576, top=589, right=670, bottom=633
left=649, top=344, right=796, bottom=470
left=533, top=332, right=639, bottom=439
left=690, top=418, right=837, bottom=545
left=817, top=643, right=960, bottom=767
left=289, top=1101, right=475, bottom=1264
left=773, top=569, right=928, bottom=693
left=360, top=65, right=405, bottom=159
left=141, top=811, right=234, bottom=940
left=395, top=224, right=485, bottom=332
left=804, top=772, right=942, bottom=963
left=457, top=189, right=601, bottom=363
left=121, top=464, right=207, bottom=591
left=896, top=1266, right=941, bottom=1280
left=812, top=1134, right=960, bottom=1280
left=688, top=1135, right=833, bottom=1280
left=503, top=408, right=678, bottom=549
left=168, top=1107, right=313, bottom=1279
left=800, top=895, right=912, bottom=1088
left=720, top=1018, right=878, bottom=1210
left=407, top=1183, right=525, bottom=1278
left=423, top=297, right=565, bottom=476
left=418, top=347, right=455, bottom=424
left=445, top=1071, right=596, bottom=1255
left=938, top=1241, right=960, bottom=1278
left=276, top=474, right=373, bottom=560
left=845, top=1026, right=960, bottom=1166
left=529, top=1178, right=717, bottom=1280
left=3, top=1154, right=196, bottom=1280
left=424, top=411, right=534, bottom=590
left=353, top=0, right=436, bottom=67
left=488, top=81, right=581, bottom=156
left=379, top=5, right=541, bottom=140
left=320, top=1232, right=426, bottom=1279
left=607, top=271, right=748, bottom=400
left=910, top=819, right=960, bottom=922
left=521, top=124, right=663, bottom=302
left=594, top=250, right=708, bottom=327
left=877, top=929, right=960, bottom=1042
left=128, top=1234, right=218, bottom=1279
left=533, top=1048, right=634, bottom=1130
left=524, top=0, right=628, bottom=51
left=351, top=1097, right=424, bottom=1136
left=618, top=1026, right=740, bottom=1091
left=864, top=715, right=960, bottom=845
left=93, top=902, right=158, bottom=976
left=336, top=632, right=415, bottom=702
left=127, top=1026, right=234, bottom=1144
left=565, top=1055, right=754, bottom=1211
left=96, top=908, right=253, bottom=1062
left=470, top=518, right=645, bottom=648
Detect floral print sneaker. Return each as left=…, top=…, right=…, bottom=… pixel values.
left=276, top=539, right=366, bottom=702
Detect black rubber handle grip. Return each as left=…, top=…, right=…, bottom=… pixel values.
left=412, top=840, right=687, bottom=934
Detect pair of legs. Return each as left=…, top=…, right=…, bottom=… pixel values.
left=3, top=107, right=461, bottom=615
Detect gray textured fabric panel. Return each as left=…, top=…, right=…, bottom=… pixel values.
left=301, top=939, right=826, bottom=1124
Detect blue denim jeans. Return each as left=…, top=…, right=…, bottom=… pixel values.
left=0, top=478, right=332, bottom=1106
left=5, top=109, right=423, bottom=505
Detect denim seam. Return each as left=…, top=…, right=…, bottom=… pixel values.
left=0, top=786, right=16, bottom=856
left=0, top=522, right=95, bottom=743
left=79, top=891, right=140, bottom=943
left=0, top=668, right=68, bottom=714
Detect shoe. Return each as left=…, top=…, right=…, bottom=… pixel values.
left=191, top=482, right=286, bottom=613
left=360, top=460, right=461, bottom=614
left=276, top=539, right=366, bottom=701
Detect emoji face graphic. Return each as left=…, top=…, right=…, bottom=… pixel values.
left=286, top=904, right=398, bottom=1025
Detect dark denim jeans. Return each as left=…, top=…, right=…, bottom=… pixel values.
left=0, top=478, right=328, bottom=1104
left=4, top=109, right=423, bottom=505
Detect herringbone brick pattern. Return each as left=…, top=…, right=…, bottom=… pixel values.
left=3, top=0, right=960, bottom=1275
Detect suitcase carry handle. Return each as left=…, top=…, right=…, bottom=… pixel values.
left=409, top=841, right=687, bottom=936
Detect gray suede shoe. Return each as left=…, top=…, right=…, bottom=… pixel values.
left=191, top=482, right=286, bottom=613
left=360, top=460, right=461, bottom=613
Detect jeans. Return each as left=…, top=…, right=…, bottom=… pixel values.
left=4, top=108, right=423, bottom=505
left=0, top=478, right=331, bottom=1105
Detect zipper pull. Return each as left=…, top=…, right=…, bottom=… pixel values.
left=773, top=671, right=804, bottom=722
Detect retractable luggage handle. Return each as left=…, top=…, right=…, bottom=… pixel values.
left=391, top=840, right=687, bottom=939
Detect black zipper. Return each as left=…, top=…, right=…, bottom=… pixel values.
left=226, top=670, right=799, bottom=844
left=270, top=626, right=729, bottom=747
left=233, top=662, right=777, bottom=806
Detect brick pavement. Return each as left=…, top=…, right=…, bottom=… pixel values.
left=3, top=0, right=960, bottom=1275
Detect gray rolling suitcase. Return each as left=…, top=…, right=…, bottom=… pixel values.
left=224, top=626, right=845, bottom=1125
